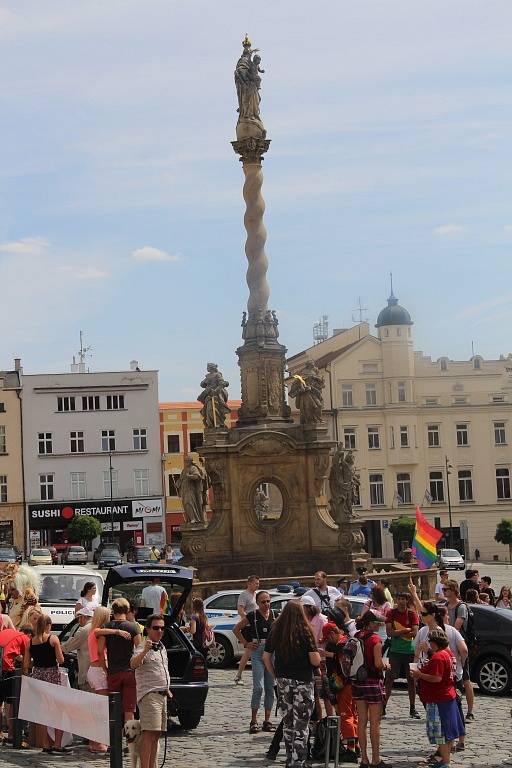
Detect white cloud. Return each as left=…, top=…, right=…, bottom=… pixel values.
left=132, top=246, right=179, bottom=263
left=433, top=224, right=464, bottom=237
left=0, top=236, right=48, bottom=255
left=455, top=293, right=512, bottom=320
left=60, top=266, right=110, bottom=280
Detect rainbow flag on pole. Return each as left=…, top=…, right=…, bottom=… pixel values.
left=412, top=506, right=442, bottom=570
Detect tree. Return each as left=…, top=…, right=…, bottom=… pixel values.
left=495, top=519, right=512, bottom=562
left=67, top=515, right=102, bottom=550
left=389, top=516, right=416, bottom=560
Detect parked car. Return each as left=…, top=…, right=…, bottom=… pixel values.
left=93, top=539, right=117, bottom=564
left=28, top=548, right=53, bottom=566
left=33, top=565, right=104, bottom=630
left=437, top=548, right=465, bottom=570
left=468, top=604, right=512, bottom=695
left=126, top=545, right=153, bottom=563
left=62, top=545, right=88, bottom=565
left=97, top=547, right=123, bottom=569
left=0, top=546, right=21, bottom=565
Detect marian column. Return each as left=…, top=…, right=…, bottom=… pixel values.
left=232, top=36, right=291, bottom=424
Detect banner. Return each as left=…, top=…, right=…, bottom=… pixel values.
left=19, top=676, right=110, bottom=745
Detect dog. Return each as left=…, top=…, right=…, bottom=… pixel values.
left=123, top=719, right=160, bottom=768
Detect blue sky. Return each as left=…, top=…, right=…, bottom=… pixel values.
left=1, top=1, right=511, bottom=399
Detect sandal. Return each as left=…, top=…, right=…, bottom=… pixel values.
left=249, top=722, right=260, bottom=734
left=262, top=721, right=275, bottom=732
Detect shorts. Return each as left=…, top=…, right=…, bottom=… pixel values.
left=426, top=700, right=465, bottom=745
left=388, top=652, right=414, bottom=680
left=0, top=672, right=15, bottom=704
left=138, top=691, right=167, bottom=732
left=108, top=669, right=137, bottom=714
left=87, top=666, right=108, bottom=691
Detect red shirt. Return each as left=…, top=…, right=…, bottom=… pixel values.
left=0, top=629, right=30, bottom=672
left=357, top=629, right=382, bottom=679
left=419, top=648, right=456, bottom=703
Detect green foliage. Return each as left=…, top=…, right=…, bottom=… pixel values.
left=495, top=519, right=512, bottom=561
left=67, top=515, right=102, bottom=546
left=389, top=516, right=416, bottom=544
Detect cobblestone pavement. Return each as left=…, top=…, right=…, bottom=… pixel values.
left=0, top=670, right=511, bottom=768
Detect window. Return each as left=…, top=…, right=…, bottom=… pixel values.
left=134, top=469, right=149, bottom=496
left=133, top=428, right=147, bottom=451
left=390, top=425, right=395, bottom=448
left=365, top=384, right=377, bottom=406
left=369, top=474, right=384, bottom=505
left=492, top=394, right=505, bottom=403
left=473, top=356, right=482, bottom=370
left=167, top=434, right=180, bottom=453
left=341, top=385, right=353, bottom=407
left=429, top=471, right=444, bottom=502
left=440, top=358, right=448, bottom=371
left=362, top=363, right=378, bottom=373
left=396, top=473, right=412, bottom=504
left=39, top=474, right=54, bottom=501
left=456, top=423, right=469, bottom=446
left=38, top=432, right=53, bottom=455
left=71, top=472, right=87, bottom=500
left=453, top=396, right=467, bottom=405
left=0, top=475, right=6, bottom=502
left=168, top=473, right=181, bottom=497
left=70, top=431, right=85, bottom=453
left=425, top=398, right=439, bottom=407
left=101, top=430, right=116, bottom=452
left=343, top=427, right=356, bottom=450
left=400, top=426, right=409, bottom=447
left=368, top=426, right=380, bottom=450
left=496, top=468, right=511, bottom=500
left=398, top=382, right=406, bottom=402
left=189, top=433, right=204, bottom=452
left=0, top=403, right=4, bottom=413
left=494, top=422, right=507, bottom=445
left=427, top=425, right=440, bottom=448
left=102, top=469, right=119, bottom=498
left=458, top=470, right=473, bottom=502
left=82, top=395, right=100, bottom=411
left=57, top=396, right=75, bottom=412
left=0, top=426, right=5, bottom=454
left=106, top=394, right=125, bottom=410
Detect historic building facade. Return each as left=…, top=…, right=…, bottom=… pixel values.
left=288, top=293, right=512, bottom=561
left=0, top=361, right=24, bottom=550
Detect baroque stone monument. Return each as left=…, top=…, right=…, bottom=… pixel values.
left=180, top=37, right=369, bottom=579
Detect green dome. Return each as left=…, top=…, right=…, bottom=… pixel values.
left=375, top=292, right=413, bottom=328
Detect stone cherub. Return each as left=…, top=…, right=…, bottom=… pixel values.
left=329, top=445, right=360, bottom=526
left=234, top=35, right=266, bottom=138
left=288, top=360, right=325, bottom=425
left=176, top=457, right=209, bottom=526
left=254, top=486, right=270, bottom=520
left=198, top=363, right=230, bottom=429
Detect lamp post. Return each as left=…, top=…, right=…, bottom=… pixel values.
left=445, top=455, right=453, bottom=548
left=108, top=450, right=114, bottom=542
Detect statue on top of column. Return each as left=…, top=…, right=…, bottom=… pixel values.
left=288, top=360, right=325, bottom=425
left=198, top=363, right=230, bottom=429
left=234, top=35, right=266, bottom=139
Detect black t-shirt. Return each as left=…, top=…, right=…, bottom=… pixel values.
left=105, top=620, right=140, bottom=674
left=265, top=629, right=317, bottom=682
left=244, top=610, right=274, bottom=643
left=459, top=579, right=478, bottom=601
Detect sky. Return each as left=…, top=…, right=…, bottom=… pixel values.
left=1, top=1, right=511, bottom=400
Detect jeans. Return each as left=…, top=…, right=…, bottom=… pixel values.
left=250, top=642, right=274, bottom=713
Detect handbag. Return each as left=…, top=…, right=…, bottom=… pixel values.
left=327, top=670, right=345, bottom=693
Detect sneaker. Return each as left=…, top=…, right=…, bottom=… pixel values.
left=265, top=749, right=278, bottom=761
left=234, top=675, right=244, bottom=685
left=466, top=712, right=474, bottom=721
left=410, top=709, right=421, bottom=719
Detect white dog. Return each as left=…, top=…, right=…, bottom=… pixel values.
left=123, top=719, right=160, bottom=768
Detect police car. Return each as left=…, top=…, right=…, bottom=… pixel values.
left=34, top=565, right=104, bottom=630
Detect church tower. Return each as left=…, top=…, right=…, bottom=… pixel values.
left=376, top=286, right=415, bottom=404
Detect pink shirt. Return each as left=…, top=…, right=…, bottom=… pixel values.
left=87, top=628, right=104, bottom=664
left=309, top=613, right=328, bottom=646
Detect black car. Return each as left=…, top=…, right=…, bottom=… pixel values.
left=93, top=539, right=116, bottom=564
left=0, top=546, right=21, bottom=565
left=468, top=604, right=512, bottom=695
left=126, top=545, right=153, bottom=563
left=97, top=547, right=123, bottom=569
left=59, top=563, right=208, bottom=730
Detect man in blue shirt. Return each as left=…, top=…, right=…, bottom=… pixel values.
left=348, top=567, right=376, bottom=597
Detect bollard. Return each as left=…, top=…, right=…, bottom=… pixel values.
left=109, top=692, right=123, bottom=768
left=11, top=668, right=23, bottom=749
left=324, top=715, right=340, bottom=768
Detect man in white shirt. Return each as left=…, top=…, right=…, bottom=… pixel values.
left=434, top=569, right=449, bottom=599
left=61, top=606, right=93, bottom=689
left=237, top=575, right=260, bottom=618
left=304, top=570, right=342, bottom=614
left=140, top=578, right=167, bottom=613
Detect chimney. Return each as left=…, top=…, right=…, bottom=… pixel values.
left=14, top=358, right=21, bottom=372
left=130, top=360, right=139, bottom=371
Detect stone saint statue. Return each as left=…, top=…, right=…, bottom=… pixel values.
left=176, top=457, right=208, bottom=525
left=254, top=486, right=270, bottom=520
left=328, top=446, right=360, bottom=526
left=198, top=363, right=230, bottom=429
left=234, top=35, right=266, bottom=138
left=288, top=360, right=325, bottom=425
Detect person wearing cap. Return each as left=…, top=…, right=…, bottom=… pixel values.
left=348, top=567, right=376, bottom=598
left=321, top=622, right=359, bottom=761
left=409, top=628, right=465, bottom=768
left=61, top=606, right=93, bottom=690
left=303, top=570, right=342, bottom=614
left=384, top=592, right=420, bottom=719
left=301, top=595, right=332, bottom=719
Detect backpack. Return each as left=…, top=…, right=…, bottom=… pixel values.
left=455, top=603, right=475, bottom=647
left=202, top=623, right=215, bottom=648
left=337, top=636, right=367, bottom=682
left=313, top=588, right=332, bottom=614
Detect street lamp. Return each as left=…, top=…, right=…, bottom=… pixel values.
left=108, top=450, right=115, bottom=541
left=445, top=455, right=453, bottom=549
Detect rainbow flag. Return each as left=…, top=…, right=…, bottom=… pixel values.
left=412, top=506, right=442, bottom=570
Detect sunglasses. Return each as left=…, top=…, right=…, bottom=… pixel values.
left=259, top=599, right=271, bottom=604
left=150, top=626, right=165, bottom=631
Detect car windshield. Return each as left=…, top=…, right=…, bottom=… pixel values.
left=31, top=549, right=50, bottom=556
left=108, top=579, right=186, bottom=621
left=70, top=547, right=85, bottom=552
left=0, top=549, right=15, bottom=557
left=136, top=548, right=152, bottom=557
left=102, top=549, right=119, bottom=557
left=40, top=573, right=103, bottom=603
left=442, top=550, right=460, bottom=557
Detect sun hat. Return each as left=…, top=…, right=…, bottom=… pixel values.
left=321, top=621, right=340, bottom=641
left=300, top=595, right=316, bottom=607
left=77, top=606, right=94, bottom=618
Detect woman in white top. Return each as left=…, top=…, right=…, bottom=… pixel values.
left=496, top=585, right=512, bottom=609
left=74, top=581, right=99, bottom=615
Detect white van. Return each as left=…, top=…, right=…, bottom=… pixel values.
left=33, top=565, right=104, bottom=630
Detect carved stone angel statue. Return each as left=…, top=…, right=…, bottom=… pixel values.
left=234, top=35, right=266, bottom=138
left=288, top=360, right=325, bottom=425
left=197, top=363, right=230, bottom=429
left=176, top=457, right=209, bottom=525
left=328, top=445, right=360, bottom=526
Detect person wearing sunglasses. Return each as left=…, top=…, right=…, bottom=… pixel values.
left=131, top=614, right=172, bottom=768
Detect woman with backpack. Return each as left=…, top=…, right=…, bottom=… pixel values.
left=351, top=611, right=390, bottom=768
left=185, top=597, right=213, bottom=654
left=263, top=599, right=321, bottom=768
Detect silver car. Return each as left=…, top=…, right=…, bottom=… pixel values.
left=62, top=545, right=88, bottom=565
left=438, top=548, right=465, bottom=570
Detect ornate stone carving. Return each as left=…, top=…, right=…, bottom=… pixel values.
left=328, top=445, right=360, bottom=526
left=198, top=363, right=230, bottom=429
left=176, top=457, right=209, bottom=525
left=254, top=487, right=270, bottom=519
left=289, top=360, right=325, bottom=425
left=240, top=434, right=293, bottom=457
left=314, top=453, right=330, bottom=496
left=234, top=35, right=266, bottom=140
left=232, top=137, right=271, bottom=164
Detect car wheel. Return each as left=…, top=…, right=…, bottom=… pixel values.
left=475, top=657, right=512, bottom=695
left=176, top=711, right=201, bottom=730
left=206, top=634, right=233, bottom=668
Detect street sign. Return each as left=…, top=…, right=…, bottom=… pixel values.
left=459, top=519, right=468, bottom=540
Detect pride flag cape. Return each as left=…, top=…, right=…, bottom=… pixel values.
left=412, top=506, right=442, bottom=570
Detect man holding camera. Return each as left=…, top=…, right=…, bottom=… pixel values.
left=130, top=614, right=172, bottom=768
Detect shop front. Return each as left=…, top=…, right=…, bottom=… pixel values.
left=27, top=497, right=165, bottom=554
